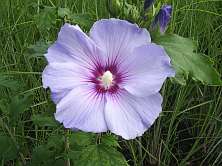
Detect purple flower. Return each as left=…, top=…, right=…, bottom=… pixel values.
left=152, top=5, right=172, bottom=33
left=42, top=19, right=175, bottom=140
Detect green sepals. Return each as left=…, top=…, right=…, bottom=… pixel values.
left=154, top=2, right=162, bottom=16
left=154, top=34, right=222, bottom=85
left=0, top=135, right=18, bottom=161
left=106, top=0, right=139, bottom=22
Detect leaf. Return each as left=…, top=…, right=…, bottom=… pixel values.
left=9, top=94, right=32, bottom=115
left=70, top=13, right=94, bottom=28
left=67, top=132, right=127, bottom=165
left=47, top=134, right=64, bottom=152
left=58, top=7, right=94, bottom=28
left=0, top=135, right=18, bottom=160
left=69, top=144, right=128, bottom=166
left=34, top=6, right=57, bottom=32
left=30, top=134, right=65, bottom=166
left=101, top=134, right=119, bottom=147
left=31, top=145, right=54, bottom=166
left=69, top=131, right=95, bottom=147
left=32, top=114, right=59, bottom=127
left=25, top=40, right=51, bottom=58
left=9, top=93, right=32, bottom=124
left=154, top=34, right=222, bottom=85
left=0, top=74, right=20, bottom=90
left=54, top=159, right=65, bottom=166
left=58, top=7, right=71, bottom=18
left=0, top=99, right=8, bottom=114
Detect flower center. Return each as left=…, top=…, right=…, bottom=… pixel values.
left=101, top=70, right=113, bottom=89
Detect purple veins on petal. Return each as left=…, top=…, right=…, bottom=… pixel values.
left=151, top=5, right=172, bottom=33
left=42, top=18, right=175, bottom=140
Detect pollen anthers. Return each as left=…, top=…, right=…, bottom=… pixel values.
left=100, top=70, right=114, bottom=89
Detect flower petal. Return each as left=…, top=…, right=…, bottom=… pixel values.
left=55, top=86, right=107, bottom=132
left=123, top=44, right=175, bottom=97
left=45, top=23, right=104, bottom=69
left=45, top=42, right=76, bottom=63
left=105, top=90, right=162, bottom=140
left=133, top=93, right=163, bottom=126
left=42, top=62, right=90, bottom=93
left=51, top=91, right=69, bottom=104
left=90, top=18, right=151, bottom=62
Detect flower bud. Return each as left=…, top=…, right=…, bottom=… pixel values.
left=144, top=0, right=155, bottom=11
left=151, top=5, right=172, bottom=33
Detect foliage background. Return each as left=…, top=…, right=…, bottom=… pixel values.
left=0, top=0, right=222, bottom=165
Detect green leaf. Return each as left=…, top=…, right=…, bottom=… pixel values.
left=69, top=131, right=95, bottom=147
left=31, top=145, right=54, bottom=165
left=25, top=40, right=51, bottom=58
left=30, top=134, right=65, bottom=166
left=0, top=99, right=8, bottom=114
left=0, top=135, right=18, bottom=160
left=70, top=13, right=94, bottom=28
left=58, top=7, right=94, bottom=28
left=32, top=114, right=59, bottom=127
left=47, top=134, right=64, bottom=152
left=70, top=144, right=128, bottom=166
left=54, top=159, right=65, bottom=166
left=154, top=34, right=222, bottom=85
left=9, top=94, right=32, bottom=124
left=101, top=134, right=119, bottom=148
left=58, top=7, right=71, bottom=18
left=9, top=94, right=32, bottom=115
left=67, top=132, right=127, bottom=165
left=34, top=6, right=57, bottom=32
left=0, top=74, right=20, bottom=90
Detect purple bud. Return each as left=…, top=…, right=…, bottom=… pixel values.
left=144, top=0, right=155, bottom=11
left=151, top=5, right=172, bottom=33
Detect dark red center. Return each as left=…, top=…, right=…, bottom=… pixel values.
left=89, top=63, right=123, bottom=94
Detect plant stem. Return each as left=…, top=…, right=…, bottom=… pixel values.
left=138, top=137, right=143, bottom=166
left=65, top=129, right=70, bottom=166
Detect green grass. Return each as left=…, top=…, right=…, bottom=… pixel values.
left=0, top=0, right=222, bottom=165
